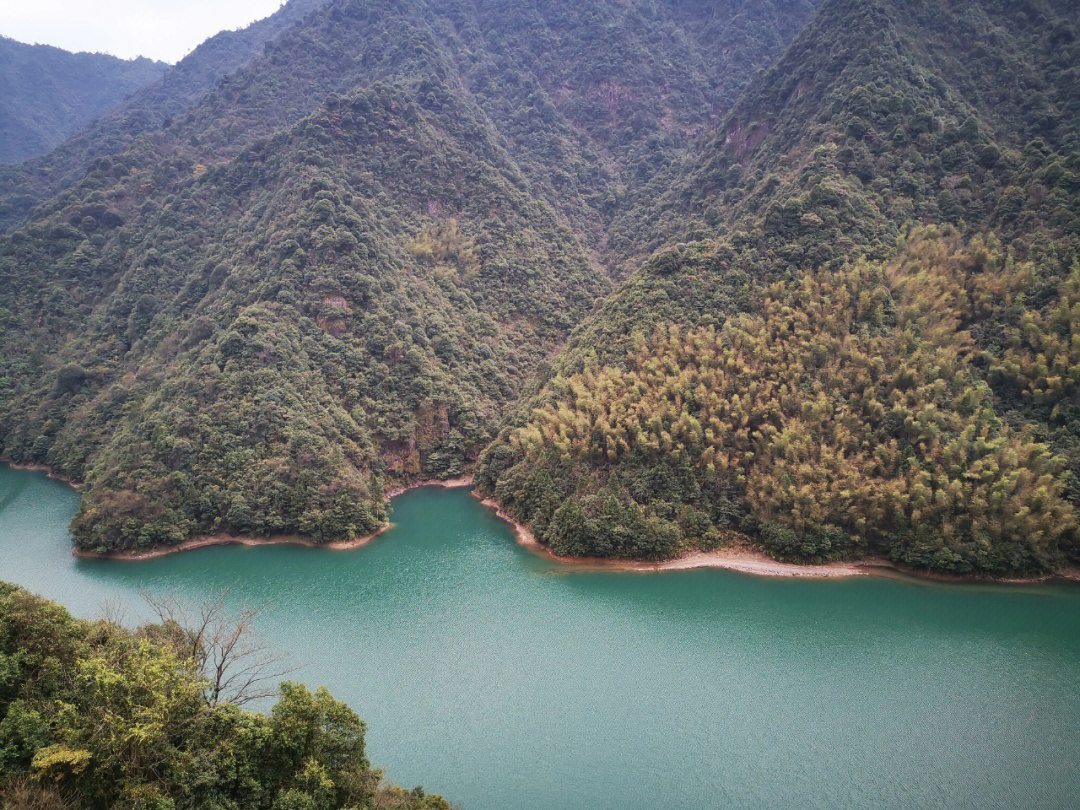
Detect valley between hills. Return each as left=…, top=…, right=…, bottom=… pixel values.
left=2, top=3, right=1080, bottom=805
left=2, top=0, right=1078, bottom=580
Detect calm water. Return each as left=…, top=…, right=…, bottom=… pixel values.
left=1, top=464, right=1078, bottom=809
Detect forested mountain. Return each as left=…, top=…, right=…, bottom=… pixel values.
left=0, top=37, right=165, bottom=164
left=0, top=582, right=449, bottom=809
left=1, top=0, right=1077, bottom=575
left=0, top=0, right=817, bottom=553
left=478, top=0, right=1080, bottom=575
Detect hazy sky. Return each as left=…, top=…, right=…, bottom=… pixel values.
left=0, top=0, right=286, bottom=63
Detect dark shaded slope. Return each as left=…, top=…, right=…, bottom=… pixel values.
left=0, top=0, right=331, bottom=230
left=616, top=0, right=1079, bottom=270
left=0, top=37, right=165, bottom=164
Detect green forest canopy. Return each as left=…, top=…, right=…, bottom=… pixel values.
left=1, top=0, right=1078, bottom=574
left=0, top=582, right=449, bottom=809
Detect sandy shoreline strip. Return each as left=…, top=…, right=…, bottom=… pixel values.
left=472, top=493, right=1080, bottom=585
left=72, top=527, right=394, bottom=561
left=475, top=492, right=872, bottom=578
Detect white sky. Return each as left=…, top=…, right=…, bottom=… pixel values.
left=0, top=0, right=287, bottom=63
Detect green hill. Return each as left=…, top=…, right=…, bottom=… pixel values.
left=477, top=0, right=1080, bottom=576
left=1, top=79, right=605, bottom=551
left=2, top=0, right=1077, bottom=574
left=0, top=0, right=817, bottom=553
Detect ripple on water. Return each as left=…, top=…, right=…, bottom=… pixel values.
left=1, top=465, right=1079, bottom=810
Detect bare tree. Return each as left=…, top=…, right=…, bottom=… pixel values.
left=97, top=595, right=129, bottom=628
left=140, top=590, right=291, bottom=707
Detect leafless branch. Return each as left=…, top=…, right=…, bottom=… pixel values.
left=140, top=589, right=292, bottom=706
left=97, top=596, right=129, bottom=627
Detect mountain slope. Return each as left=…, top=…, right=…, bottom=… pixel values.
left=0, top=0, right=824, bottom=553
left=434, top=0, right=822, bottom=265
left=1, top=77, right=604, bottom=552
left=0, top=37, right=166, bottom=164
left=478, top=0, right=1080, bottom=575
left=0, top=0, right=821, bottom=239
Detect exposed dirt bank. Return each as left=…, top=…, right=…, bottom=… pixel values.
left=385, top=476, right=474, bottom=498
left=472, top=493, right=1080, bottom=585
left=0, top=457, right=81, bottom=489
left=72, top=477, right=477, bottom=561
left=72, top=527, right=392, bottom=561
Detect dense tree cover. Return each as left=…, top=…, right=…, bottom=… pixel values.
left=994, top=264, right=1080, bottom=408
left=0, top=582, right=448, bottom=809
left=0, top=37, right=166, bottom=165
left=430, top=0, right=822, bottom=257
left=0, top=79, right=605, bottom=552
left=2, top=0, right=1078, bottom=572
left=480, top=229, right=1078, bottom=573
left=0, top=0, right=819, bottom=553
left=501, top=0, right=1080, bottom=388
left=478, top=0, right=1080, bottom=574
left=612, top=0, right=1079, bottom=271
left=0, top=1, right=818, bottom=239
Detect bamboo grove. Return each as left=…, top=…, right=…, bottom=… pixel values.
left=484, top=229, right=1079, bottom=574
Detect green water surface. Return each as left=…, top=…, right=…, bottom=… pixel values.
left=1, top=464, right=1078, bottom=809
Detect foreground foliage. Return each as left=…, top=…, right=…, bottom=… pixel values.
left=0, top=583, right=448, bottom=810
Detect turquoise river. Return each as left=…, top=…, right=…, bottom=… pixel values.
left=1, top=464, right=1079, bottom=809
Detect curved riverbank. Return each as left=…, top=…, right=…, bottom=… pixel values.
left=7, top=462, right=1080, bottom=810
left=476, top=492, right=874, bottom=579
left=385, top=476, right=474, bottom=498
left=72, top=475, right=477, bottom=561
left=473, top=493, right=1080, bottom=585
left=71, top=527, right=392, bottom=561
left=9, top=459, right=1075, bottom=583
left=0, top=456, right=81, bottom=489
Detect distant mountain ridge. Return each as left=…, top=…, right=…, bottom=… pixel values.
left=0, top=36, right=166, bottom=164
left=0, top=0, right=333, bottom=229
